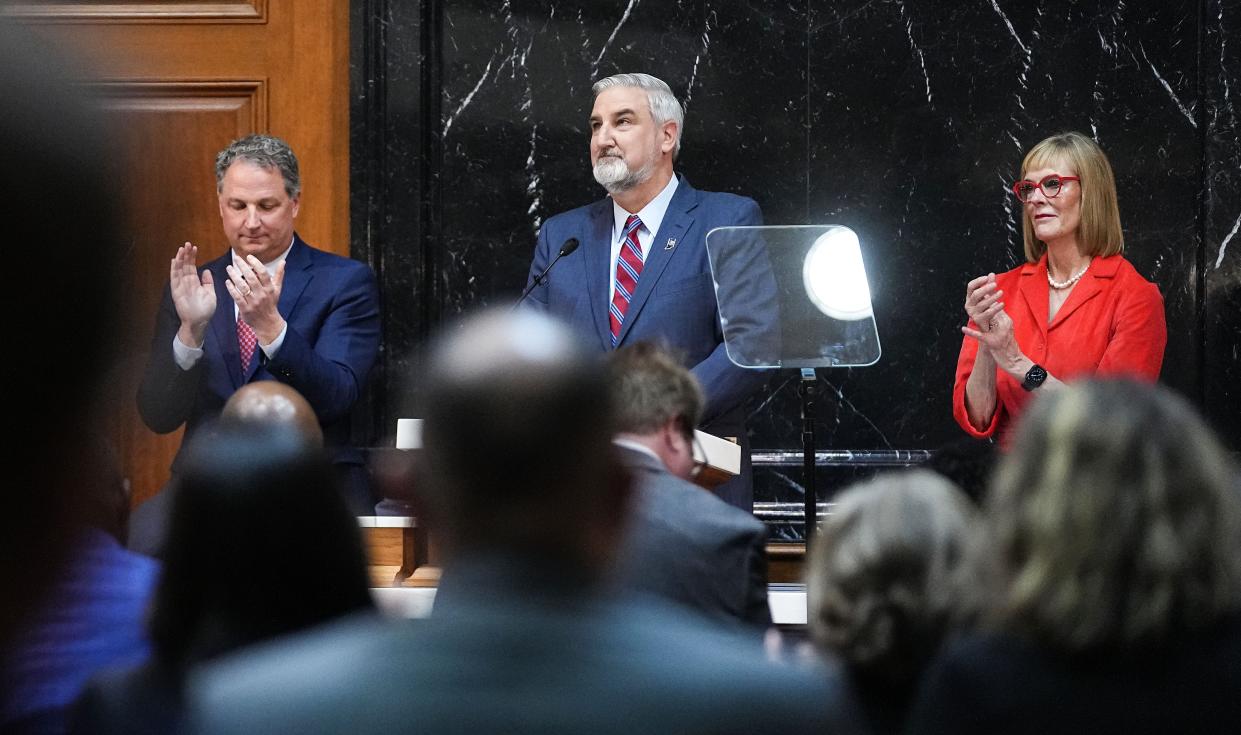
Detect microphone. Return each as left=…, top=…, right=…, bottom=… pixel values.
left=513, top=238, right=580, bottom=309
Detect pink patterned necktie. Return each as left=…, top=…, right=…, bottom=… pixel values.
left=609, top=214, right=645, bottom=346
left=237, top=316, right=258, bottom=371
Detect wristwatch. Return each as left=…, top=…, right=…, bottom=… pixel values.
left=1022, top=364, right=1048, bottom=391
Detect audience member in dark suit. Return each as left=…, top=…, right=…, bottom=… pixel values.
left=70, top=423, right=373, bottom=735
left=188, top=309, right=846, bottom=735
left=219, top=379, right=325, bottom=445
left=0, top=21, right=125, bottom=648
left=806, top=469, right=978, bottom=735
left=608, top=342, right=771, bottom=629
left=1, top=442, right=159, bottom=735
left=132, top=134, right=381, bottom=555
left=908, top=379, right=1241, bottom=734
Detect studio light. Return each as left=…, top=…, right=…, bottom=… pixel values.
left=802, top=226, right=873, bottom=321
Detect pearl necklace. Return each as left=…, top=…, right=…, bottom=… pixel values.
left=1047, top=259, right=1092, bottom=290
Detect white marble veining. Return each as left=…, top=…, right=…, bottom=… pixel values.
left=443, top=52, right=495, bottom=136
left=1140, top=42, right=1198, bottom=129
left=591, top=0, right=643, bottom=77
left=897, top=1, right=934, bottom=107
left=1217, top=211, right=1240, bottom=269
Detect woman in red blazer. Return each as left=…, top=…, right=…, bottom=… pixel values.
left=953, top=132, right=1166, bottom=444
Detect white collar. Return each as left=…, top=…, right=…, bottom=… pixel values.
left=231, top=235, right=295, bottom=275
left=613, top=437, right=663, bottom=465
left=610, top=174, right=679, bottom=242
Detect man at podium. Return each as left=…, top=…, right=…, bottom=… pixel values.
left=525, top=72, right=774, bottom=510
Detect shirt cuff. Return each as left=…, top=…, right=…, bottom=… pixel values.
left=260, top=323, right=288, bottom=360
left=172, top=334, right=204, bottom=371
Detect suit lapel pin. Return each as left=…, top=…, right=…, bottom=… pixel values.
left=664, top=238, right=677, bottom=251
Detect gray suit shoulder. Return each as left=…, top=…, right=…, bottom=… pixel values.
left=188, top=600, right=848, bottom=735
left=636, top=471, right=766, bottom=546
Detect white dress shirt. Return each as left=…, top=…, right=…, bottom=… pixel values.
left=172, top=238, right=293, bottom=370
left=607, top=174, right=679, bottom=306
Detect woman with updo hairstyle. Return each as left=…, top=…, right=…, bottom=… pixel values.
left=954, top=132, right=1166, bottom=444
left=807, top=469, right=978, bottom=735
left=909, top=379, right=1241, bottom=734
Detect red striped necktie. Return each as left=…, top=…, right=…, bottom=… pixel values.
left=237, top=316, right=258, bottom=371
left=609, top=214, right=644, bottom=346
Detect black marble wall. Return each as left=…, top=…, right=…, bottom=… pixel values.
left=352, top=0, right=1241, bottom=518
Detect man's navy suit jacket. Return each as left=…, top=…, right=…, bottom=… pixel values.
left=138, top=235, right=380, bottom=476
left=527, top=176, right=774, bottom=507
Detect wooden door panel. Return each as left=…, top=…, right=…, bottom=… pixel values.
left=7, top=0, right=349, bottom=507
left=96, top=80, right=269, bottom=503
left=2, top=2, right=266, bottom=23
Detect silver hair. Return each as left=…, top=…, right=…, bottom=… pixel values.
left=808, top=469, right=979, bottom=686
left=592, top=73, right=684, bottom=158
left=215, top=134, right=301, bottom=198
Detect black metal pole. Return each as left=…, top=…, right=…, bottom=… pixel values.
left=798, top=368, right=818, bottom=543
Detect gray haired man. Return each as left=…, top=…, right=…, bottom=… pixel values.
left=526, top=73, right=776, bottom=511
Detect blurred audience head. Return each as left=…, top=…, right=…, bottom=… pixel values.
left=608, top=342, right=704, bottom=480
left=221, top=381, right=324, bottom=447
left=148, top=424, right=372, bottom=670
left=808, top=469, right=978, bottom=688
left=1019, top=130, right=1123, bottom=261
left=1, top=21, right=124, bottom=642
left=420, top=308, right=629, bottom=572
left=983, top=378, right=1241, bottom=653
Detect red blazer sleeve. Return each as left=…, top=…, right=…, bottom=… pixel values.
left=952, top=323, right=1003, bottom=439
left=1096, top=277, right=1166, bottom=381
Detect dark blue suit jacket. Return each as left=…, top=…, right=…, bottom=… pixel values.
left=138, top=235, right=380, bottom=476
left=527, top=176, right=774, bottom=507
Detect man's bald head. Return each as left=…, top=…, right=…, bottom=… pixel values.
left=421, top=309, right=629, bottom=567
left=221, top=381, right=323, bottom=447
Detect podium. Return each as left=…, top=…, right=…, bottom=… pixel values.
left=397, top=418, right=741, bottom=490
left=705, top=225, right=881, bottom=540
left=366, top=420, right=742, bottom=587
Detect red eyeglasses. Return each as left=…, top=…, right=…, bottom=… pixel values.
left=1011, top=174, right=1080, bottom=202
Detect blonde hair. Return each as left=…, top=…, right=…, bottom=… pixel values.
left=808, top=470, right=978, bottom=685
left=983, top=379, right=1241, bottom=653
left=1019, top=131, right=1124, bottom=262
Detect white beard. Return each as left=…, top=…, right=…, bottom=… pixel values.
left=593, top=153, right=654, bottom=194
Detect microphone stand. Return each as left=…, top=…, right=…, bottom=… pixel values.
left=513, top=238, right=579, bottom=310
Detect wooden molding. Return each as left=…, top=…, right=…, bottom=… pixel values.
left=767, top=542, right=807, bottom=584
left=90, top=79, right=269, bottom=133
left=0, top=1, right=266, bottom=23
